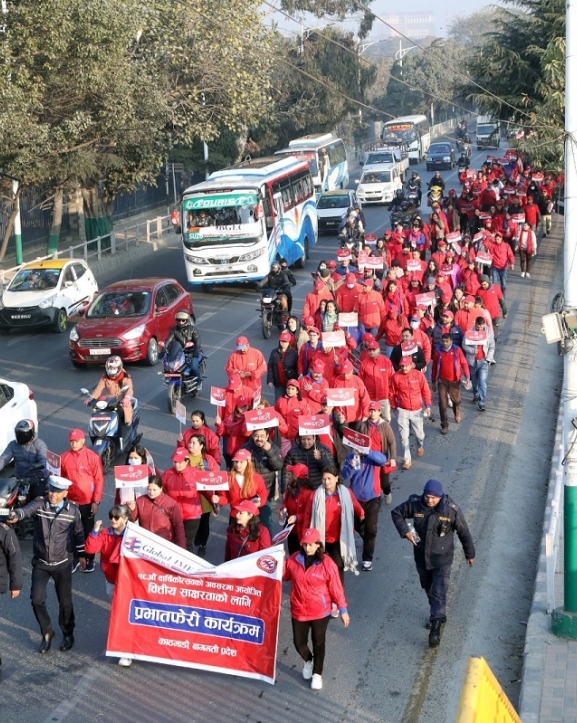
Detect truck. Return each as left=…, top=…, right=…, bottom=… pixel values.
left=362, top=141, right=409, bottom=182
left=476, top=116, right=501, bottom=150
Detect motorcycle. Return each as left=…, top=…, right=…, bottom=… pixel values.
left=0, top=463, right=47, bottom=538
left=258, top=288, right=287, bottom=339
left=427, top=185, right=444, bottom=207
left=80, top=387, right=142, bottom=470
left=159, top=339, right=206, bottom=414
left=405, top=185, right=421, bottom=207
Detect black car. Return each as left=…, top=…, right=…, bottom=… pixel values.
left=426, top=142, right=457, bottom=171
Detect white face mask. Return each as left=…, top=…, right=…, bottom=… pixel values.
left=347, top=283, right=355, bottom=289
left=410, top=321, right=420, bottom=329
left=128, top=458, right=140, bottom=466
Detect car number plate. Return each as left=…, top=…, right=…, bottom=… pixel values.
left=0, top=508, right=11, bottom=516
left=89, top=348, right=111, bottom=355
left=11, top=314, right=31, bottom=320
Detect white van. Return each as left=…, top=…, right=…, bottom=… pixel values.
left=355, top=166, right=403, bottom=205
left=476, top=116, right=501, bottom=149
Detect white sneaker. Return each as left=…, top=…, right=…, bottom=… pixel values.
left=302, top=659, right=313, bottom=680
left=331, top=603, right=339, bottom=618
left=526, top=273, right=531, bottom=278
left=521, top=272, right=525, bottom=278
left=311, top=673, right=323, bottom=691
left=118, top=657, right=132, bottom=667
left=384, top=493, right=393, bottom=505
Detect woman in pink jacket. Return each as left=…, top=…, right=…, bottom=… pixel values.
left=283, top=527, right=350, bottom=691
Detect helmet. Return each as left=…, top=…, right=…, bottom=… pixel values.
left=105, top=355, right=123, bottom=378
left=395, top=189, right=403, bottom=197
left=271, top=262, right=281, bottom=274
left=175, top=310, right=191, bottom=325
left=15, top=419, right=35, bottom=445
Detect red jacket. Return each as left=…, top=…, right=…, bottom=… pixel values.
left=281, top=487, right=315, bottom=541
left=177, top=425, right=221, bottom=464
left=302, top=289, right=334, bottom=320
left=358, top=290, right=385, bottom=329
left=297, top=342, right=323, bottom=377
left=222, top=471, right=268, bottom=511
left=60, top=447, right=104, bottom=506
left=162, top=466, right=203, bottom=520
left=333, top=374, right=371, bottom=423
left=359, top=354, right=394, bottom=401
left=413, top=327, right=432, bottom=364
left=275, top=395, right=311, bottom=440
left=335, top=284, right=361, bottom=313
left=300, top=375, right=329, bottom=414
left=224, top=524, right=272, bottom=561
left=432, top=345, right=470, bottom=383
left=389, top=369, right=432, bottom=411
left=461, top=268, right=481, bottom=296
left=85, top=528, right=124, bottom=583
left=224, top=385, right=255, bottom=418
left=130, top=492, right=186, bottom=548
left=283, top=552, right=347, bottom=621
left=376, top=317, right=407, bottom=346
left=215, top=411, right=251, bottom=458
left=225, top=348, right=267, bottom=393
left=477, top=284, right=504, bottom=319
left=302, top=488, right=364, bottom=543
left=485, top=240, right=515, bottom=270
left=524, top=202, right=540, bottom=226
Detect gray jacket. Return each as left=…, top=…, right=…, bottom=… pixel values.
left=462, top=326, right=495, bottom=365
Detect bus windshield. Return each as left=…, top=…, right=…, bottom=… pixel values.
left=383, top=126, right=417, bottom=143
left=182, top=191, right=261, bottom=248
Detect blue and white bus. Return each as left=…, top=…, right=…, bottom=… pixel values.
left=181, top=156, right=318, bottom=285
left=274, top=133, right=349, bottom=194
left=381, top=115, right=431, bottom=163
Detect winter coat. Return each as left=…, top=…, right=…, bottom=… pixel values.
left=60, top=447, right=104, bottom=506
left=239, top=438, right=283, bottom=495
left=0, top=522, right=22, bottom=593
left=267, top=347, right=299, bottom=387
left=14, top=497, right=84, bottom=565
left=130, top=492, right=186, bottom=548
left=85, top=527, right=125, bottom=583
left=341, top=449, right=388, bottom=503
left=224, top=524, right=272, bottom=561
left=162, top=466, right=203, bottom=520
left=282, top=441, right=335, bottom=491
left=283, top=552, right=347, bottom=621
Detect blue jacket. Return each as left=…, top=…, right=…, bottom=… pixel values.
left=341, top=449, right=388, bottom=503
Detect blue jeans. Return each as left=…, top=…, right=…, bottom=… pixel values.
left=470, top=358, right=489, bottom=404
left=491, top=267, right=508, bottom=295
left=189, top=355, right=202, bottom=386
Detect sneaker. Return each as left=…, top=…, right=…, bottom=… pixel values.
left=416, top=447, right=424, bottom=457
left=478, top=403, right=486, bottom=412
left=311, top=673, right=323, bottom=691
left=118, top=657, right=132, bottom=667
left=196, top=383, right=203, bottom=392
left=447, top=398, right=453, bottom=408
left=384, top=493, right=393, bottom=505
left=526, top=273, right=531, bottom=278
left=83, top=560, right=95, bottom=573
left=425, top=620, right=432, bottom=630
left=331, top=603, right=339, bottom=618
left=440, top=427, right=448, bottom=435
left=472, top=394, right=478, bottom=403
left=362, top=561, right=373, bottom=572
left=71, top=561, right=81, bottom=574
left=302, top=659, right=313, bottom=680
left=521, top=272, right=525, bottom=278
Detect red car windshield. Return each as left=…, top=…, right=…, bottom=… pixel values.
left=87, top=291, right=150, bottom=318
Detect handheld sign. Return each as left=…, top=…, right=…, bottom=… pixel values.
left=440, top=263, right=453, bottom=276
left=357, top=251, right=368, bottom=267
left=338, top=312, right=358, bottom=327
left=194, top=471, right=229, bottom=492
left=473, top=232, right=485, bottom=243
left=175, top=400, right=187, bottom=425
left=347, top=351, right=361, bottom=374
left=298, top=414, right=331, bottom=437
left=322, top=329, right=346, bottom=348
left=401, top=340, right=419, bottom=356
left=364, top=233, right=377, bottom=244
left=45, top=451, right=61, bottom=477
left=272, top=525, right=295, bottom=546
left=114, top=464, right=149, bottom=489
left=446, top=231, right=462, bottom=244
left=512, top=213, right=526, bottom=223
left=416, top=291, right=436, bottom=308
left=406, top=260, right=422, bottom=272
left=326, top=388, right=356, bottom=407
left=464, top=329, right=488, bottom=345
left=475, top=251, right=492, bottom=265
left=364, top=256, right=384, bottom=269
left=342, top=427, right=370, bottom=454
left=244, top=408, right=279, bottom=431
left=210, top=386, right=226, bottom=407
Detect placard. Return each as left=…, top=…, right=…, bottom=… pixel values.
left=364, top=256, right=384, bottom=269
left=364, top=233, right=377, bottom=244
left=342, top=427, right=370, bottom=454
left=356, top=251, right=368, bottom=267
left=464, top=329, right=488, bottom=345
left=194, top=471, right=229, bottom=491
left=326, top=388, right=356, bottom=407
left=532, top=172, right=544, bottom=183
left=243, top=408, right=280, bottom=431
left=503, top=188, right=515, bottom=195
left=210, top=386, right=226, bottom=407
left=114, top=464, right=149, bottom=489
left=415, top=291, right=436, bottom=308
left=336, top=250, right=352, bottom=261
left=475, top=252, right=493, bottom=265
left=348, top=351, right=361, bottom=373
left=175, top=400, right=187, bottom=424
left=440, top=263, right=454, bottom=275
left=338, top=312, right=358, bottom=327
left=512, top=213, right=526, bottom=223
left=298, top=414, right=331, bottom=436
left=271, top=525, right=295, bottom=546
left=473, top=232, right=485, bottom=243
left=45, top=450, right=61, bottom=477
left=401, top=340, right=419, bottom=356
left=479, top=212, right=491, bottom=220
left=322, top=329, right=346, bottom=348
left=406, top=260, right=422, bottom=272
left=446, top=231, right=462, bottom=243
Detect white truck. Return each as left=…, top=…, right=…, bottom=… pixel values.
left=362, top=141, right=409, bottom=183
left=476, top=116, right=501, bottom=149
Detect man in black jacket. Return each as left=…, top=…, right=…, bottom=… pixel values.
left=281, top=435, right=334, bottom=491
left=391, top=478, right=475, bottom=647
left=267, top=331, right=298, bottom=401
left=164, top=310, right=203, bottom=391
left=240, top=429, right=283, bottom=534
left=389, top=327, right=427, bottom=372
left=0, top=518, right=23, bottom=665
left=9, top=475, right=85, bottom=654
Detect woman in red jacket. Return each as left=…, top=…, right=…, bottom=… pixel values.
left=128, top=476, right=186, bottom=549
left=177, top=409, right=222, bottom=465
left=275, top=379, right=311, bottom=456
left=279, top=463, right=315, bottom=555
left=186, top=434, right=220, bottom=556
left=224, top=500, right=271, bottom=561
left=162, top=449, right=203, bottom=552
left=283, top=528, right=350, bottom=691
left=217, top=449, right=268, bottom=523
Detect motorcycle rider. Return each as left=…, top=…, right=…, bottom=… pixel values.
left=389, top=188, right=406, bottom=213
left=164, top=311, right=203, bottom=392
left=428, top=171, right=446, bottom=193
left=406, top=172, right=423, bottom=206
left=256, top=261, right=292, bottom=312
left=339, top=207, right=364, bottom=246
left=84, top=356, right=134, bottom=425
left=0, top=420, right=49, bottom=499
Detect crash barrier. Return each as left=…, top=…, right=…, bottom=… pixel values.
left=456, top=657, right=521, bottom=723
left=545, top=408, right=565, bottom=613
left=0, top=215, right=171, bottom=288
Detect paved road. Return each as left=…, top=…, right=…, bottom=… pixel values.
left=0, top=146, right=560, bottom=722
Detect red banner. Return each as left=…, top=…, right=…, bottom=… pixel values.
left=210, top=386, right=226, bottom=407
left=416, top=291, right=436, bottom=308
left=322, top=330, right=346, bottom=347
left=298, top=414, right=331, bottom=436
left=464, top=329, right=488, bottom=345
left=114, top=464, right=149, bottom=489
left=107, top=523, right=283, bottom=684
left=342, top=427, right=370, bottom=454
left=326, top=388, right=356, bottom=407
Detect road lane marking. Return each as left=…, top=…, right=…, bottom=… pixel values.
left=43, top=666, right=103, bottom=723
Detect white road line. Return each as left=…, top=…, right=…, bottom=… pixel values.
left=43, top=666, right=103, bottom=723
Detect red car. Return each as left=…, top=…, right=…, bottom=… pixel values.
left=69, top=278, right=194, bottom=367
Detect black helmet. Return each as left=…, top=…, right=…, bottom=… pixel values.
left=271, top=262, right=281, bottom=274
left=15, top=419, right=35, bottom=445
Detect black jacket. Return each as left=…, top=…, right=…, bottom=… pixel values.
left=240, top=438, right=283, bottom=494
left=0, top=522, right=23, bottom=593
left=390, top=343, right=426, bottom=372
left=14, top=497, right=85, bottom=566
left=391, top=493, right=475, bottom=570
left=282, top=440, right=335, bottom=491
left=164, top=323, right=201, bottom=356
left=267, top=347, right=298, bottom=386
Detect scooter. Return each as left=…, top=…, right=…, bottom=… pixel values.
left=159, top=339, right=206, bottom=414
left=0, top=463, right=47, bottom=538
left=80, top=387, right=142, bottom=470
left=258, top=288, right=287, bottom=340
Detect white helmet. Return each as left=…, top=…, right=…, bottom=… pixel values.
left=105, top=355, right=123, bottom=378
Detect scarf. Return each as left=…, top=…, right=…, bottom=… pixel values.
left=310, top=485, right=359, bottom=575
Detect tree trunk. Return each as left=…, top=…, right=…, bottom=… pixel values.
left=0, top=188, right=21, bottom=262
left=46, top=186, right=63, bottom=254
left=81, top=186, right=114, bottom=251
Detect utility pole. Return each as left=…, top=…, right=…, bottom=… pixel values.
left=552, top=0, right=577, bottom=637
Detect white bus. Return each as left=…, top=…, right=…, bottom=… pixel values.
left=181, top=156, right=318, bottom=286
left=381, top=115, right=431, bottom=163
left=274, top=133, right=349, bottom=194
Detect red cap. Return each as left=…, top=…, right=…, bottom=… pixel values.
left=300, top=528, right=322, bottom=545
left=441, top=292, right=451, bottom=304
left=320, top=395, right=328, bottom=405
left=236, top=395, right=251, bottom=408
left=340, top=360, right=354, bottom=375
left=279, top=331, right=291, bottom=342
left=69, top=428, right=85, bottom=441
left=345, top=272, right=356, bottom=284
left=172, top=448, right=189, bottom=463
left=438, top=239, right=447, bottom=247
left=368, top=401, right=381, bottom=411
left=327, top=260, right=337, bottom=269
left=399, top=356, right=413, bottom=367
left=227, top=373, right=242, bottom=391
left=311, top=359, right=325, bottom=373
left=361, top=278, right=374, bottom=287
left=308, top=327, right=320, bottom=336
left=286, top=463, right=309, bottom=479
left=232, top=448, right=252, bottom=462
left=234, top=500, right=259, bottom=516
left=362, top=332, right=374, bottom=342
left=236, top=335, right=249, bottom=349
left=365, top=338, right=379, bottom=350
left=286, top=379, right=300, bottom=389
left=465, top=295, right=475, bottom=304
left=303, top=316, right=315, bottom=327
left=314, top=280, right=324, bottom=291
left=441, top=310, right=454, bottom=320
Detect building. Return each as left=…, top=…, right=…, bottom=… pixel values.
left=380, top=14, right=435, bottom=40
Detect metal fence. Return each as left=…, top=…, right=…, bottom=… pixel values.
left=545, top=409, right=565, bottom=613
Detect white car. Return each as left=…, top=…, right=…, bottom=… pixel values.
left=0, top=259, right=98, bottom=334
left=355, top=166, right=403, bottom=205
left=316, top=190, right=361, bottom=233
left=0, top=378, right=38, bottom=454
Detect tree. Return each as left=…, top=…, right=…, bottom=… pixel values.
left=448, top=9, right=504, bottom=50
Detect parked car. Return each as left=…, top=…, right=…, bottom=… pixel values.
left=0, top=378, right=38, bottom=453
left=0, top=259, right=98, bottom=334
left=426, top=142, right=457, bottom=171
left=68, top=278, right=194, bottom=367
left=316, top=190, right=361, bottom=233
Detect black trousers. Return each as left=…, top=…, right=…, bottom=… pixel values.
left=31, top=559, right=75, bottom=636
left=287, top=530, right=300, bottom=556
left=75, top=503, right=95, bottom=563
left=194, top=512, right=211, bottom=548
left=183, top=518, right=201, bottom=554
left=291, top=616, right=331, bottom=675
left=415, top=561, right=452, bottom=622
left=324, top=541, right=344, bottom=585
left=359, top=497, right=382, bottom=562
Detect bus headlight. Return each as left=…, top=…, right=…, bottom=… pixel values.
left=239, top=248, right=265, bottom=262
left=185, top=254, right=209, bottom=265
